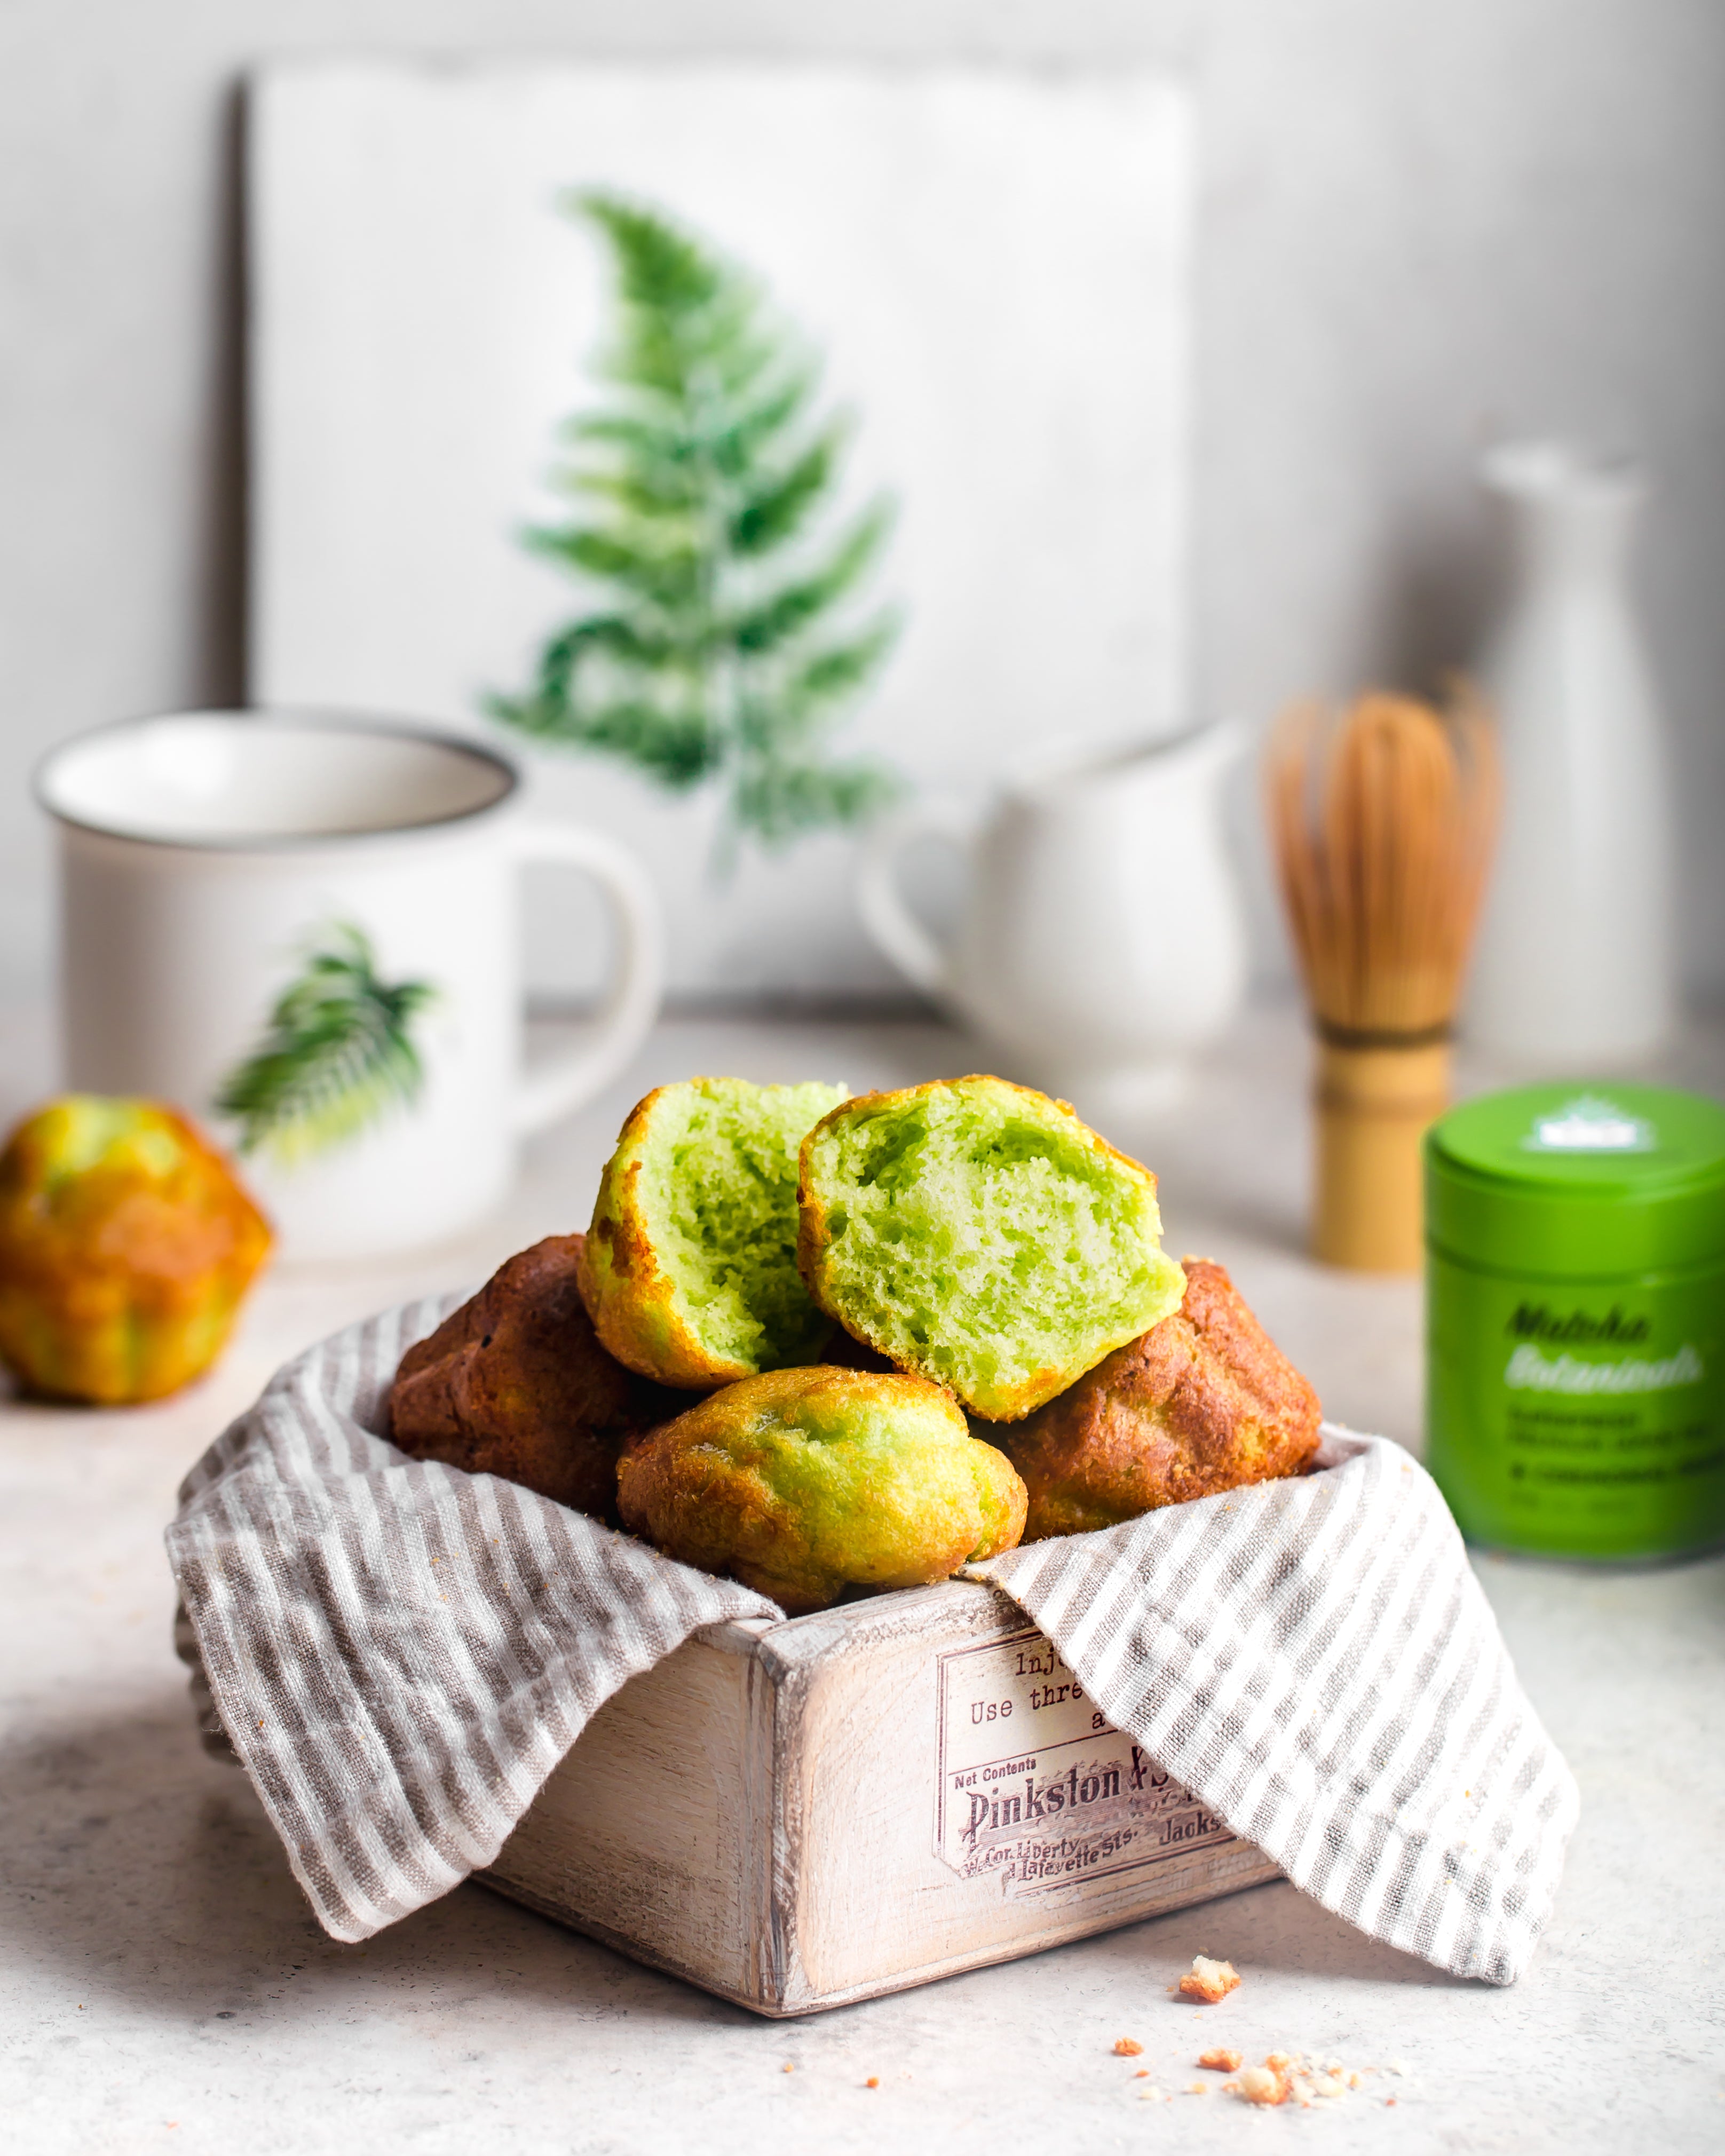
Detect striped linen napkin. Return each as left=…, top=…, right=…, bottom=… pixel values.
left=168, top=1297, right=1577, bottom=1981
left=966, top=1430, right=1578, bottom=1985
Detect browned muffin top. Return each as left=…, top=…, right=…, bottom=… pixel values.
left=995, top=1258, right=1322, bottom=1540
left=389, top=1233, right=682, bottom=1521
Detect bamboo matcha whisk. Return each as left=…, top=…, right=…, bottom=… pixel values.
left=1267, top=689, right=1500, bottom=1271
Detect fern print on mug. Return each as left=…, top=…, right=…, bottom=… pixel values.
left=36, top=712, right=663, bottom=1260
left=214, top=921, right=439, bottom=1167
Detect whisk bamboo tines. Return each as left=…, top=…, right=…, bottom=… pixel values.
left=1267, top=689, right=1500, bottom=1271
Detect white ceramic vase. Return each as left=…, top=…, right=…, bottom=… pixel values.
left=857, top=724, right=1249, bottom=1123
left=1465, top=442, right=1677, bottom=1068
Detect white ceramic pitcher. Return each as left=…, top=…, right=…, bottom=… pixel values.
left=858, top=725, right=1249, bottom=1117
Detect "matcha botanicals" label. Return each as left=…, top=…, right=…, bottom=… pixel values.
left=1427, top=1263, right=1725, bottom=1559
left=1425, top=1082, right=1725, bottom=1562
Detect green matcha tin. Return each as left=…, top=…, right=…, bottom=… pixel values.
left=1425, top=1082, right=1725, bottom=1562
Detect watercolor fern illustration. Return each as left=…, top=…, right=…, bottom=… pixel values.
left=213, top=923, right=437, bottom=1167
left=487, top=189, right=903, bottom=859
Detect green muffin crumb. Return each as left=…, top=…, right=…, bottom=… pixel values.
left=582, top=1076, right=846, bottom=1385
left=798, top=1075, right=1185, bottom=1419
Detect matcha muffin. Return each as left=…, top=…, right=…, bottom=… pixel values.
left=996, top=1258, right=1323, bottom=1539
left=389, top=1235, right=679, bottom=1520
left=797, top=1075, right=1185, bottom=1421
left=617, top=1365, right=1027, bottom=1613
left=0, top=1095, right=272, bottom=1405
left=579, top=1077, right=847, bottom=1389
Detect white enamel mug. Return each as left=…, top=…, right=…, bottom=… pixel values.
left=35, top=710, right=664, bottom=1261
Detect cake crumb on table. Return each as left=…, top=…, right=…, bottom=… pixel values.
left=1198, top=2047, right=1242, bottom=2072
left=865, top=2078, right=879, bottom=2089
left=1178, top=1956, right=1241, bottom=2003
left=1221, top=2051, right=1388, bottom=2109
left=1112, top=2037, right=1143, bottom=2056
left=1238, top=2063, right=1289, bottom=2108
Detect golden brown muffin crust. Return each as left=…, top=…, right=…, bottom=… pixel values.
left=0, top=1097, right=273, bottom=1405
left=576, top=1086, right=706, bottom=1383
left=618, top=1366, right=1027, bottom=1613
left=996, top=1258, right=1322, bottom=1539
left=389, top=1234, right=681, bottom=1519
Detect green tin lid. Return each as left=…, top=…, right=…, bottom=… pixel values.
left=1425, top=1082, right=1725, bottom=1278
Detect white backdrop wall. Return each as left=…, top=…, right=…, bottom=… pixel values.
left=2, top=0, right=1722, bottom=1004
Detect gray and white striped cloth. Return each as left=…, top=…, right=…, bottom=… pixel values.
left=969, top=1431, right=1578, bottom=1985
left=168, top=1296, right=1577, bottom=1984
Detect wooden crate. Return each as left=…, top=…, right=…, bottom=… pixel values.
left=480, top=1579, right=1280, bottom=2016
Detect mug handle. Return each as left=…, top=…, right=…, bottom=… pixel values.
left=856, top=799, right=973, bottom=1000
left=507, top=823, right=665, bottom=1137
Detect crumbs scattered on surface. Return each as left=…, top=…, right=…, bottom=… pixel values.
left=1209, top=2052, right=1403, bottom=2110
left=1177, top=1955, right=1241, bottom=2004
left=781, top=2063, right=794, bottom=2074
left=1112, top=2038, right=1143, bottom=2057
left=865, top=2078, right=879, bottom=2090
left=1198, top=2047, right=1241, bottom=2072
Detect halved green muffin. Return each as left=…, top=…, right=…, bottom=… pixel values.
left=797, top=1075, right=1186, bottom=1420
left=616, top=1365, right=1027, bottom=1612
left=578, top=1076, right=847, bottom=1388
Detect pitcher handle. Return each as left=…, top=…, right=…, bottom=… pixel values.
left=507, top=822, right=665, bottom=1136
left=856, top=799, right=972, bottom=1000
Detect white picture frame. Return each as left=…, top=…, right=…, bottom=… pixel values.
left=250, top=59, right=1193, bottom=1000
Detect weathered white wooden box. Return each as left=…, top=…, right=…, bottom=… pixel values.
left=480, top=1579, right=1279, bottom=2016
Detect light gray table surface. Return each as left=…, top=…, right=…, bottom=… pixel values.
left=2, top=1005, right=1722, bottom=2154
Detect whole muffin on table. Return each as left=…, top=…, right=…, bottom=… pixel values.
left=0, top=1095, right=272, bottom=1405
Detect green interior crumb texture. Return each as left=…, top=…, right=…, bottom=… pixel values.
left=640, top=1077, right=846, bottom=1369
left=805, top=1081, right=1186, bottom=1412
